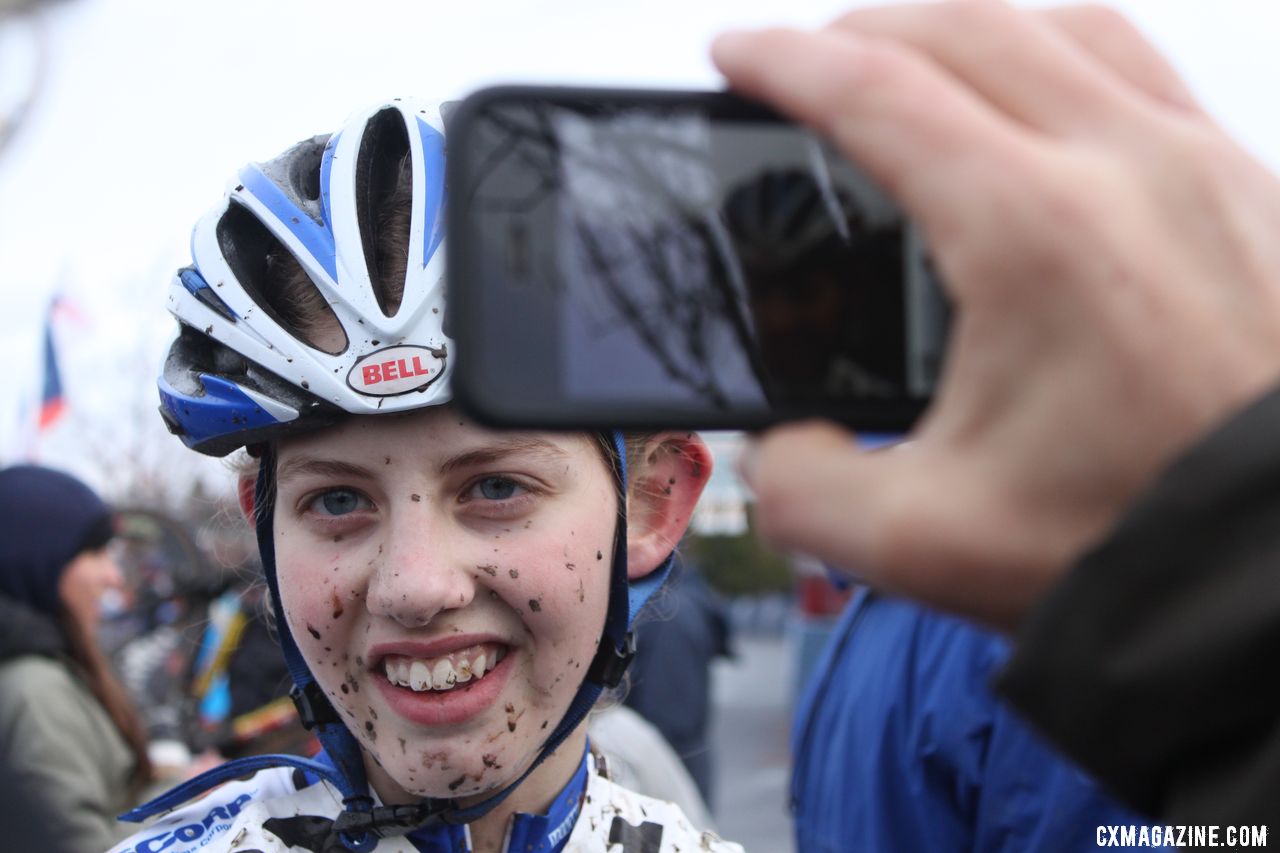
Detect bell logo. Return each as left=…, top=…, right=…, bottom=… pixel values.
left=348, top=344, right=447, bottom=397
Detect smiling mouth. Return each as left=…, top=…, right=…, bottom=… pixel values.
left=382, top=643, right=509, bottom=693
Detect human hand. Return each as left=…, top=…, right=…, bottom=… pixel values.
left=716, top=2, right=1280, bottom=629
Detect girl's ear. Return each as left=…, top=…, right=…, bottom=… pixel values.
left=625, top=432, right=713, bottom=581
left=236, top=473, right=258, bottom=525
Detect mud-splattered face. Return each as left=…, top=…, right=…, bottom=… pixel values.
left=272, top=408, right=615, bottom=803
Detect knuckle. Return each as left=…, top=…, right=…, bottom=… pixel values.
left=851, top=39, right=915, bottom=88
left=861, top=485, right=920, bottom=571
left=802, top=27, right=912, bottom=96
left=822, top=38, right=944, bottom=123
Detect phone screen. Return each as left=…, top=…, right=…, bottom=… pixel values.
left=447, top=88, right=949, bottom=430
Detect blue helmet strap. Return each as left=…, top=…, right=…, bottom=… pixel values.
left=585, top=431, right=673, bottom=684
left=252, top=449, right=392, bottom=852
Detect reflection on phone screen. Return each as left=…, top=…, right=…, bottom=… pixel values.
left=452, top=93, right=948, bottom=426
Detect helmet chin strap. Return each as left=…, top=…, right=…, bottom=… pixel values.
left=264, top=433, right=658, bottom=848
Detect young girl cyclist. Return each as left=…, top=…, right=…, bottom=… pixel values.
left=109, top=101, right=741, bottom=853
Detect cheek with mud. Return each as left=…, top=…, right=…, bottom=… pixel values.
left=516, top=537, right=609, bottom=699
left=278, top=565, right=368, bottom=725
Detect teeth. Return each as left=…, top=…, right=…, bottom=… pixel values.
left=432, top=659, right=456, bottom=690
left=409, top=660, right=430, bottom=691
left=383, top=644, right=502, bottom=693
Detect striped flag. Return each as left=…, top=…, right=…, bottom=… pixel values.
left=10, top=295, right=84, bottom=462
left=37, top=306, right=66, bottom=431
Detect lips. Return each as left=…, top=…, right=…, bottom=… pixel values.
left=369, top=637, right=515, bottom=727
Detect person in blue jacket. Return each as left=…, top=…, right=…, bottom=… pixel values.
left=623, top=556, right=732, bottom=805
left=791, top=587, right=1171, bottom=852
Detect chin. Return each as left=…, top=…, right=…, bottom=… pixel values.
left=379, top=757, right=510, bottom=802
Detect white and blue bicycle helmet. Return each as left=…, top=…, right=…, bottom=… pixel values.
left=131, top=100, right=665, bottom=851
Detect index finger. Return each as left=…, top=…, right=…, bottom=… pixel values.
left=711, top=25, right=1037, bottom=243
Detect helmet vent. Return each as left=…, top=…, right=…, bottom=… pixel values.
left=217, top=201, right=349, bottom=355
left=288, top=135, right=328, bottom=203
left=355, top=108, right=412, bottom=319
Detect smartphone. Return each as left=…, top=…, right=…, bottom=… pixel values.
left=445, top=85, right=950, bottom=432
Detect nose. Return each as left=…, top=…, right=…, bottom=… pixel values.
left=365, top=515, right=478, bottom=629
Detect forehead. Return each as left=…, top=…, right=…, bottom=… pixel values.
left=274, top=406, right=603, bottom=470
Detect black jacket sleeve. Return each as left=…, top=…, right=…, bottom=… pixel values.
left=997, top=384, right=1280, bottom=826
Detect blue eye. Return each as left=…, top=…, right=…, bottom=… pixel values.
left=476, top=477, right=518, bottom=501
left=312, top=489, right=367, bottom=516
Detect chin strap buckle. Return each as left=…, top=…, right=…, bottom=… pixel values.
left=587, top=632, right=636, bottom=688
left=290, top=682, right=343, bottom=730
left=334, top=801, right=453, bottom=840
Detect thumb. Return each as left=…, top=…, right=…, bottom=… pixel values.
left=742, top=420, right=1060, bottom=630
left=740, top=420, right=907, bottom=576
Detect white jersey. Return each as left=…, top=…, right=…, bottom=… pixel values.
left=107, top=753, right=743, bottom=853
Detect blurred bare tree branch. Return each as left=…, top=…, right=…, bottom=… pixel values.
left=470, top=102, right=769, bottom=407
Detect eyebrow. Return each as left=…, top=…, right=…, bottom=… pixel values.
left=275, top=457, right=376, bottom=488
left=274, top=437, right=572, bottom=487
left=439, top=437, right=571, bottom=475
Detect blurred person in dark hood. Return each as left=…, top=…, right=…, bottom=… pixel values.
left=0, top=464, right=153, bottom=853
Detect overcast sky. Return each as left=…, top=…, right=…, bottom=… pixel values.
left=1, top=0, right=1277, bottom=499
